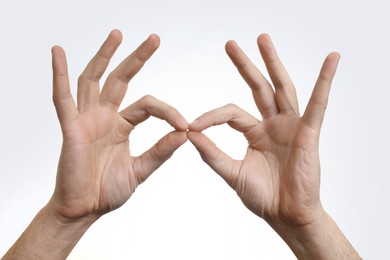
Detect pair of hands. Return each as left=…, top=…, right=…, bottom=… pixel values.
left=50, top=29, right=341, bottom=257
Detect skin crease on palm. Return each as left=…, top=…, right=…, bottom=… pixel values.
left=50, top=30, right=189, bottom=223
left=186, top=35, right=363, bottom=259
left=188, top=34, right=339, bottom=229
left=3, top=29, right=361, bottom=259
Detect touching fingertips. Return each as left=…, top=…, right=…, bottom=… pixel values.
left=176, top=131, right=189, bottom=144
left=186, top=131, right=203, bottom=145
left=191, top=118, right=200, bottom=125
left=189, top=118, right=201, bottom=131
left=176, top=117, right=189, bottom=131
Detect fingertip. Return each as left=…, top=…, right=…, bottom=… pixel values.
left=189, top=118, right=203, bottom=132
left=186, top=131, right=205, bottom=147
left=175, top=116, right=189, bottom=132
left=51, top=45, right=65, bottom=56
left=110, top=29, right=123, bottom=44
left=51, top=45, right=59, bottom=54
left=186, top=130, right=195, bottom=138
left=258, top=33, right=270, bottom=39
left=225, top=40, right=238, bottom=54
left=148, top=33, right=161, bottom=49
left=327, top=51, right=341, bottom=64
left=169, top=130, right=188, bottom=146
left=257, top=33, right=278, bottom=62
left=51, top=46, right=68, bottom=74
left=186, top=131, right=196, bottom=143
left=322, top=52, right=341, bottom=77
left=51, top=46, right=59, bottom=61
left=105, top=29, right=123, bottom=50
left=257, top=33, right=271, bottom=46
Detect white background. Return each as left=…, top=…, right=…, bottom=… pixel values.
left=0, top=0, right=389, bottom=259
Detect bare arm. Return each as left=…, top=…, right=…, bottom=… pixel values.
left=188, top=34, right=360, bottom=259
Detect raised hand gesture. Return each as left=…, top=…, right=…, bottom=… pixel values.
left=50, top=30, right=188, bottom=221
left=188, top=34, right=359, bottom=259
left=4, top=30, right=188, bottom=259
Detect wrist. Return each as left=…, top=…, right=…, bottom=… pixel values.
left=42, top=202, right=97, bottom=242
left=3, top=203, right=97, bottom=260
left=46, top=196, right=100, bottom=227
left=267, top=208, right=360, bottom=259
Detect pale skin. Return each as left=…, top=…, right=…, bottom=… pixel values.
left=4, top=31, right=360, bottom=259
left=3, top=30, right=188, bottom=259
left=188, top=34, right=361, bottom=259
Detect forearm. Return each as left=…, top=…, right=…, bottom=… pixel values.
left=3, top=203, right=96, bottom=260
left=269, top=210, right=361, bottom=260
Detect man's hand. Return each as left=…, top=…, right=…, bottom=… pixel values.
left=4, top=30, right=188, bottom=259
left=188, top=34, right=360, bottom=259
left=50, top=30, right=188, bottom=222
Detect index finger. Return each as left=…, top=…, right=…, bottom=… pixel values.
left=119, top=95, right=188, bottom=131
left=189, top=103, right=259, bottom=133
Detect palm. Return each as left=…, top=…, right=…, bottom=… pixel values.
left=54, top=108, right=136, bottom=218
left=49, top=31, right=188, bottom=222
left=238, top=114, right=321, bottom=225
left=188, top=34, right=340, bottom=226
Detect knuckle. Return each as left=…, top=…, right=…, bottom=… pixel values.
left=105, top=72, right=115, bottom=82
left=248, top=81, right=262, bottom=91
left=77, top=74, right=86, bottom=84
left=224, top=103, right=235, bottom=108
left=140, top=95, right=155, bottom=104
left=274, top=78, right=288, bottom=89
left=78, top=73, right=98, bottom=84
left=224, top=103, right=239, bottom=111
left=112, top=71, right=132, bottom=85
